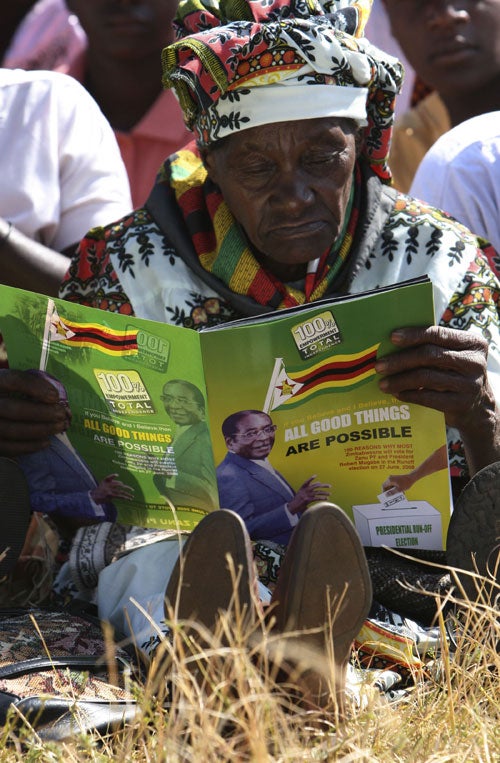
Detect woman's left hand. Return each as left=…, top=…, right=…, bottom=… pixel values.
left=374, top=326, right=499, bottom=475
left=375, top=326, right=493, bottom=429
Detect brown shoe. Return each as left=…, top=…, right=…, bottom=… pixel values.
left=269, top=502, right=372, bottom=711
left=446, top=461, right=500, bottom=603
left=164, top=509, right=257, bottom=633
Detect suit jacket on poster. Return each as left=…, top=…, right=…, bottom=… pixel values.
left=216, top=451, right=296, bottom=544
left=17, top=435, right=116, bottom=522
left=153, top=420, right=218, bottom=510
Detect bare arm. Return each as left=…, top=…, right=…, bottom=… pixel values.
left=0, top=217, right=72, bottom=296
left=382, top=444, right=449, bottom=492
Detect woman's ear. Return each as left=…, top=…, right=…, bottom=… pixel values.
left=201, top=147, right=218, bottom=184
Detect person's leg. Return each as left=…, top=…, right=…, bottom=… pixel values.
left=97, top=511, right=259, bottom=659
left=99, top=506, right=371, bottom=712
left=446, top=461, right=500, bottom=602
left=162, top=510, right=259, bottom=699
left=268, top=502, right=372, bottom=711
left=97, top=537, right=187, bottom=655
left=0, top=457, right=32, bottom=579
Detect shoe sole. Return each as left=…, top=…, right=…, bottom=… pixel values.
left=164, top=510, right=255, bottom=631
left=271, top=502, right=372, bottom=707
left=0, top=458, right=31, bottom=579
left=446, top=461, right=500, bottom=601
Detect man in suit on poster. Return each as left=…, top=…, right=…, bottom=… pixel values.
left=217, top=410, right=330, bottom=544
left=17, top=371, right=134, bottom=531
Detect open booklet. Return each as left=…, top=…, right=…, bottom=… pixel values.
left=0, top=277, right=451, bottom=549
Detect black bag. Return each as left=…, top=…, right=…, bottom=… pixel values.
left=0, top=607, right=141, bottom=742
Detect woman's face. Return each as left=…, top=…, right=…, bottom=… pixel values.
left=203, top=117, right=359, bottom=280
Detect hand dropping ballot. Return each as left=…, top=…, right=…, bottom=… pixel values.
left=352, top=487, right=443, bottom=550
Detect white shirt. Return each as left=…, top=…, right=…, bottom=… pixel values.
left=0, top=68, right=132, bottom=251
left=411, top=111, right=500, bottom=253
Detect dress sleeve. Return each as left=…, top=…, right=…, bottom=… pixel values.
left=440, top=246, right=500, bottom=478
left=59, top=215, right=138, bottom=315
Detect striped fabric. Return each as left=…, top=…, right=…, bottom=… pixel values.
left=162, top=0, right=403, bottom=184
left=170, top=144, right=362, bottom=308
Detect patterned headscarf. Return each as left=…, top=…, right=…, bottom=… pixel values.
left=162, top=0, right=403, bottom=181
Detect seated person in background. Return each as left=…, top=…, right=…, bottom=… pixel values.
left=217, top=410, right=330, bottom=545
left=0, top=68, right=132, bottom=296
left=4, top=0, right=189, bottom=207
left=3, top=0, right=191, bottom=207
left=57, top=0, right=191, bottom=207
left=410, top=111, right=500, bottom=254
left=383, top=0, right=500, bottom=193
left=0, top=0, right=499, bottom=707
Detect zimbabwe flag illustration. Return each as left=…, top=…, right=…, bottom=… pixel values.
left=264, top=344, right=380, bottom=411
left=50, top=313, right=138, bottom=357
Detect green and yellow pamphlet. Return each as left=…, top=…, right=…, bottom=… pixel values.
left=0, top=278, right=451, bottom=548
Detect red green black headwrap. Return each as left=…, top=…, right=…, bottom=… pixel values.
left=162, top=0, right=403, bottom=183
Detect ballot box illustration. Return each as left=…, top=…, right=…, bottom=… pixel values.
left=352, top=499, right=443, bottom=550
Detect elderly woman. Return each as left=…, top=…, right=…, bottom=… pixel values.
left=56, top=0, right=499, bottom=482
left=1, top=0, right=499, bottom=707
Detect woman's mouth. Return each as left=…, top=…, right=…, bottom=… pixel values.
left=270, top=220, right=327, bottom=239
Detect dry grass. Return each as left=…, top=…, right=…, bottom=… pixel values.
left=0, top=567, right=498, bottom=762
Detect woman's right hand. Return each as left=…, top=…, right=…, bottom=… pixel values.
left=0, top=370, right=68, bottom=455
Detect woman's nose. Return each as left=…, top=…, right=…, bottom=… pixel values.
left=271, top=172, right=315, bottom=213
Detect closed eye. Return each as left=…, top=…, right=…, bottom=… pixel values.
left=241, top=160, right=273, bottom=175
left=304, top=150, right=342, bottom=166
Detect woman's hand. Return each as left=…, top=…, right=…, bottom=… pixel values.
left=375, top=326, right=500, bottom=475
left=0, top=370, right=68, bottom=456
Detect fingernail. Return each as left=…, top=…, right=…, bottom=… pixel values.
left=379, top=378, right=389, bottom=391
left=391, top=330, right=405, bottom=343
